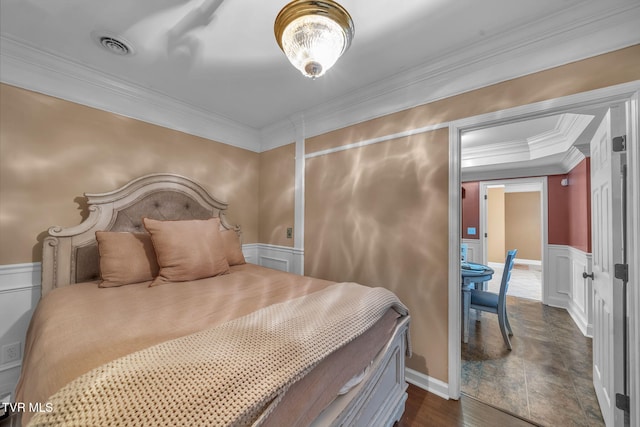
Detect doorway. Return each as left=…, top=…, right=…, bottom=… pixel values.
left=448, top=83, right=640, bottom=427
left=481, top=178, right=545, bottom=302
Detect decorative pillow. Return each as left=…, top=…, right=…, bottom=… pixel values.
left=221, top=229, right=246, bottom=266
left=96, top=231, right=159, bottom=287
left=143, top=217, right=230, bottom=286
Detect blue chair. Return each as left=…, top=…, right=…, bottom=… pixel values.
left=470, top=249, right=517, bottom=350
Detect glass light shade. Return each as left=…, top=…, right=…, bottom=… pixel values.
left=275, top=0, right=354, bottom=79
left=281, top=15, right=346, bottom=78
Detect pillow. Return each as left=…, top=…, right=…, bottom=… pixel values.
left=143, top=217, right=230, bottom=286
left=221, top=229, right=246, bottom=266
left=96, top=231, right=159, bottom=287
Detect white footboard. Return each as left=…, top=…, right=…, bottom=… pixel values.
left=311, top=316, right=410, bottom=427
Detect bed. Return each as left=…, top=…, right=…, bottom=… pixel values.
left=14, top=173, right=410, bottom=426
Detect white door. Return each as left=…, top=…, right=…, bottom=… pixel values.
left=590, top=106, right=626, bottom=426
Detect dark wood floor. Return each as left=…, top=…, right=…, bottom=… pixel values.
left=396, top=384, right=539, bottom=427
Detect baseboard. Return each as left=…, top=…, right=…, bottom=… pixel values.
left=513, top=258, right=541, bottom=266
left=404, top=368, right=450, bottom=400
left=567, top=299, right=593, bottom=337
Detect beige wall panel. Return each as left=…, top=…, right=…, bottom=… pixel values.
left=505, top=192, right=541, bottom=261
left=0, top=84, right=259, bottom=265
left=302, top=46, right=640, bottom=381
left=305, top=128, right=450, bottom=381
left=487, top=187, right=506, bottom=263
left=258, top=143, right=295, bottom=246
left=307, top=45, right=640, bottom=153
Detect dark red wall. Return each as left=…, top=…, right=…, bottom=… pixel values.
left=463, top=158, right=591, bottom=252
left=461, top=182, right=480, bottom=239
left=548, top=158, right=591, bottom=252
left=548, top=175, right=570, bottom=245
left=568, top=158, right=592, bottom=252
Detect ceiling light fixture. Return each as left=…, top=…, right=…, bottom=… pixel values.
left=274, top=0, right=354, bottom=79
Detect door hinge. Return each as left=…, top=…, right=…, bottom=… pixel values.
left=612, top=135, right=627, bottom=152
left=616, top=393, right=630, bottom=412
left=484, top=233, right=488, bottom=238
left=484, top=195, right=487, bottom=200
left=614, top=264, right=628, bottom=282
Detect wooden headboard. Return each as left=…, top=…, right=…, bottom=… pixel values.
left=41, top=174, right=239, bottom=296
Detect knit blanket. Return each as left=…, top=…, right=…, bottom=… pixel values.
left=29, top=282, right=409, bottom=427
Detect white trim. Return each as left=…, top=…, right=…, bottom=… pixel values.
left=241, top=243, right=259, bottom=265
left=304, top=123, right=449, bottom=159
left=0, top=36, right=262, bottom=153
left=562, top=146, right=588, bottom=173
left=450, top=83, right=640, bottom=408
left=0, top=361, right=21, bottom=374
left=513, top=258, right=542, bottom=267
left=461, top=239, right=481, bottom=264
left=478, top=177, right=547, bottom=303
left=243, top=244, right=304, bottom=275
left=624, top=91, right=640, bottom=427
left=448, top=124, right=461, bottom=400
left=293, top=114, right=306, bottom=275
left=549, top=245, right=594, bottom=338
left=405, top=368, right=450, bottom=401
left=0, top=263, right=41, bottom=293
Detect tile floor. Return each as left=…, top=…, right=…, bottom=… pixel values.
left=487, top=263, right=542, bottom=301
left=461, top=295, right=604, bottom=426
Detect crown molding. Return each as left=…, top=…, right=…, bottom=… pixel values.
left=0, top=36, right=262, bottom=153
left=527, top=114, right=594, bottom=159
left=561, top=146, right=587, bottom=173
left=263, top=1, right=640, bottom=149
left=462, top=139, right=531, bottom=168
left=459, top=143, right=586, bottom=182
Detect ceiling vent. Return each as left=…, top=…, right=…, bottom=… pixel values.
left=91, top=31, right=134, bottom=56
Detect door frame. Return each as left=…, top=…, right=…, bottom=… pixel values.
left=448, top=81, right=640, bottom=427
left=478, top=177, right=546, bottom=303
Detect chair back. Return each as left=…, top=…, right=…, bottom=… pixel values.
left=498, top=249, right=518, bottom=304
left=461, top=243, right=468, bottom=263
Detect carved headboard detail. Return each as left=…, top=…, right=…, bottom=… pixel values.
left=42, top=174, right=239, bottom=297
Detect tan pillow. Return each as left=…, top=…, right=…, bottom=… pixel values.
left=143, top=217, right=230, bottom=286
left=221, top=229, right=246, bottom=266
left=96, top=232, right=159, bottom=287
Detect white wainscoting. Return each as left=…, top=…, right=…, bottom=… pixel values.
left=0, top=263, right=41, bottom=401
left=243, top=244, right=304, bottom=275
left=461, top=239, right=481, bottom=263
left=546, top=245, right=593, bottom=337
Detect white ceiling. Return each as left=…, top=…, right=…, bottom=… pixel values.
left=1, top=0, right=639, bottom=154
left=460, top=112, right=599, bottom=180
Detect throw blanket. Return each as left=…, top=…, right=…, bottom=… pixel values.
left=29, top=283, right=409, bottom=427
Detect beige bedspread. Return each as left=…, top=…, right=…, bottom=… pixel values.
left=28, top=282, right=407, bottom=426
left=16, top=264, right=405, bottom=426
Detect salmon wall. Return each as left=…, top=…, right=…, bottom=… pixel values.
left=0, top=84, right=260, bottom=265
